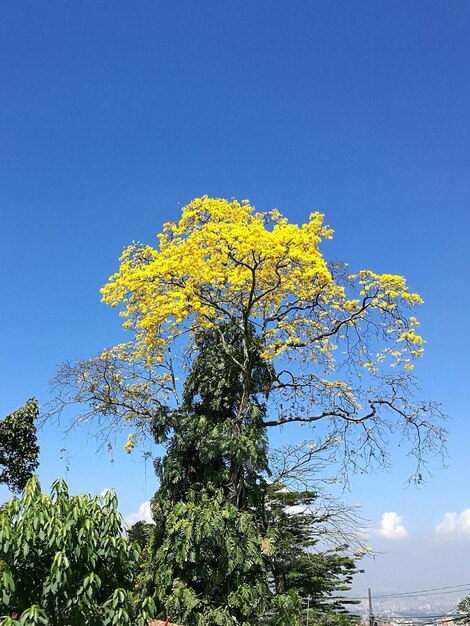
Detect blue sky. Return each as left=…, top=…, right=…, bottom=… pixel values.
left=1, top=1, right=469, bottom=599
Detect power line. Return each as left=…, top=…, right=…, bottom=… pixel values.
left=383, top=585, right=470, bottom=599
left=377, top=612, right=470, bottom=621
left=390, top=589, right=470, bottom=600
left=347, top=583, right=470, bottom=601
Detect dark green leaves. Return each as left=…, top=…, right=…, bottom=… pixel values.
left=0, top=399, right=39, bottom=492
left=141, top=322, right=361, bottom=625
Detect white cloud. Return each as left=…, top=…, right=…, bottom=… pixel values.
left=436, top=509, right=470, bottom=538
left=124, top=501, right=154, bottom=526
left=285, top=504, right=308, bottom=515
left=378, top=512, right=408, bottom=540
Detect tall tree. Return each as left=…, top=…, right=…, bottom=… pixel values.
left=0, top=399, right=40, bottom=492
left=47, top=197, right=446, bottom=624
left=50, top=196, right=445, bottom=480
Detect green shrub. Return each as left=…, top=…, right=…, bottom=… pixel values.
left=0, top=477, right=155, bottom=625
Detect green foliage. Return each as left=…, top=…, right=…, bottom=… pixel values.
left=138, top=325, right=286, bottom=624
left=143, top=491, right=273, bottom=626
left=308, top=609, right=362, bottom=626
left=152, top=323, right=272, bottom=509
left=458, top=596, right=470, bottom=624
left=127, top=520, right=154, bottom=550
left=0, top=477, right=156, bottom=626
left=256, top=485, right=361, bottom=625
left=0, top=399, right=39, bottom=492
left=138, top=322, right=361, bottom=625
left=263, top=485, right=360, bottom=608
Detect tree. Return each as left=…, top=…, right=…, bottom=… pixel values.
left=132, top=325, right=363, bottom=625
left=457, top=597, right=470, bottom=624
left=47, top=196, right=446, bottom=624
left=0, top=477, right=156, bottom=626
left=50, top=196, right=445, bottom=481
left=261, top=484, right=362, bottom=624
left=0, top=399, right=39, bottom=492
left=136, top=322, right=285, bottom=625
left=128, top=520, right=154, bottom=550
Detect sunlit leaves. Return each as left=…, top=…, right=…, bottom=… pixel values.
left=0, top=477, right=156, bottom=625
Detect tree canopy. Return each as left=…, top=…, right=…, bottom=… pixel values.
left=51, top=196, right=445, bottom=480
left=0, top=399, right=40, bottom=493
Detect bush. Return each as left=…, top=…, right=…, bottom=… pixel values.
left=0, top=477, right=155, bottom=625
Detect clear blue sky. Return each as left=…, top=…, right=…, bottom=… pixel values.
left=1, top=1, right=469, bottom=598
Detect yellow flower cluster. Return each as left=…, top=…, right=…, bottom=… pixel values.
left=101, top=196, right=424, bottom=374
left=124, top=433, right=135, bottom=454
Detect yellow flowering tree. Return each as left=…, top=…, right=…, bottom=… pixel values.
left=51, top=195, right=444, bottom=481
left=48, top=196, right=445, bottom=625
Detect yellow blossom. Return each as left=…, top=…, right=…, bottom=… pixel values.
left=124, top=433, right=135, bottom=454
left=98, top=196, right=425, bottom=447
